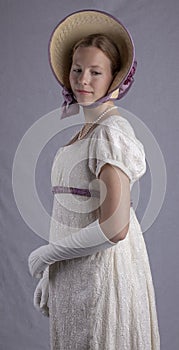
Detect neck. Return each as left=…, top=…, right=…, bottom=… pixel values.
left=82, top=102, right=115, bottom=124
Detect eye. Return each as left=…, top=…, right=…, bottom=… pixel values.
left=72, top=68, right=82, bottom=73
left=91, top=71, right=102, bottom=75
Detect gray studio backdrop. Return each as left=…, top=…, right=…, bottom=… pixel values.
left=1, top=1, right=179, bottom=349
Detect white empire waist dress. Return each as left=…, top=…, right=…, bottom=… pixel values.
left=48, top=114, right=160, bottom=350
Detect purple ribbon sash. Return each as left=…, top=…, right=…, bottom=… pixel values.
left=52, top=186, right=100, bottom=198
left=52, top=186, right=133, bottom=206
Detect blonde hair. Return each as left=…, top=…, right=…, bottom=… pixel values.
left=72, top=33, right=121, bottom=76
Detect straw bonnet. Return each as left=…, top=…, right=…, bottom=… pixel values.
left=49, top=9, right=136, bottom=117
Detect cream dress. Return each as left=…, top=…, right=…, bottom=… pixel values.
left=48, top=114, right=160, bottom=350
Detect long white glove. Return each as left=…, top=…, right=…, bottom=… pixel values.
left=33, top=267, right=49, bottom=317
left=28, top=218, right=116, bottom=278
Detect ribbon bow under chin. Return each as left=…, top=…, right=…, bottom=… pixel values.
left=61, top=88, right=79, bottom=119
left=60, top=60, right=137, bottom=118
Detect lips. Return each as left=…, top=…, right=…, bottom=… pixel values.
left=75, top=89, right=92, bottom=94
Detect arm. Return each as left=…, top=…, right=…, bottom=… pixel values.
left=98, top=163, right=131, bottom=243
left=28, top=165, right=130, bottom=278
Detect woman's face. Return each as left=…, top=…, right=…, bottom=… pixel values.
left=69, top=46, right=113, bottom=105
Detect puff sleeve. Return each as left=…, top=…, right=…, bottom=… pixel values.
left=88, top=116, right=146, bottom=184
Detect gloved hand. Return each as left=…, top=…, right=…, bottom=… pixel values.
left=28, top=218, right=116, bottom=278
left=33, top=267, right=49, bottom=317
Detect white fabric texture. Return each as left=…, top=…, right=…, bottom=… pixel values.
left=88, top=115, right=146, bottom=182
left=48, top=114, right=160, bottom=349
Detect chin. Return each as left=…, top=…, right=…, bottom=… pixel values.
left=78, top=100, right=95, bottom=107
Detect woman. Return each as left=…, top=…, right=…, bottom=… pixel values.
left=28, top=10, right=160, bottom=349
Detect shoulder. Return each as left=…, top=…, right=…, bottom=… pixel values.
left=91, top=114, right=137, bottom=146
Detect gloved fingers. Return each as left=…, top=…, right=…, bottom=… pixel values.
left=40, top=280, right=49, bottom=317
left=33, top=287, right=42, bottom=310
left=33, top=288, right=49, bottom=317
left=33, top=276, right=49, bottom=317
left=40, top=305, right=49, bottom=317
left=40, top=285, right=49, bottom=308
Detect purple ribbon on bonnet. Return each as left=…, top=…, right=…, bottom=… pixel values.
left=61, top=61, right=137, bottom=119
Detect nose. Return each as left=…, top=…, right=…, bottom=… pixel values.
left=78, top=70, right=89, bottom=85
